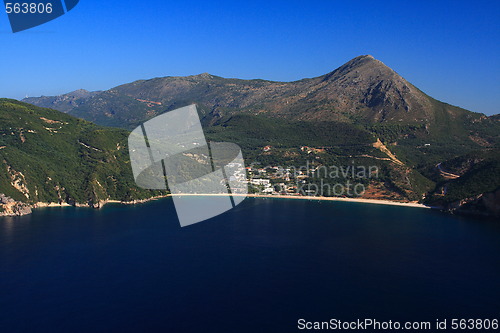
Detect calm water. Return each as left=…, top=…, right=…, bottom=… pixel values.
left=0, top=197, right=499, bottom=332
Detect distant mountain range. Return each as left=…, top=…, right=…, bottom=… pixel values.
left=23, top=89, right=100, bottom=113
left=5, top=55, right=499, bottom=217
left=23, top=55, right=498, bottom=129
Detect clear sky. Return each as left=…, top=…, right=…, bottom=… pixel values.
left=1, top=0, right=499, bottom=115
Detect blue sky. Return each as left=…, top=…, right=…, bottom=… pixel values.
left=1, top=0, right=499, bottom=115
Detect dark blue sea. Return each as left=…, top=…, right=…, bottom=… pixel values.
left=0, top=197, right=499, bottom=332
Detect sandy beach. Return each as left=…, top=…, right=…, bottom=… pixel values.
left=165, top=193, right=430, bottom=209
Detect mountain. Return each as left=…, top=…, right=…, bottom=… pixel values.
left=23, top=56, right=498, bottom=152
left=22, top=55, right=494, bottom=125
left=22, top=55, right=499, bottom=164
left=0, top=99, right=165, bottom=216
left=23, top=89, right=100, bottom=113
left=17, top=55, right=500, bottom=217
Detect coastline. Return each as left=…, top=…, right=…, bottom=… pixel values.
left=248, top=194, right=429, bottom=208
left=1, top=193, right=429, bottom=217
left=166, top=193, right=430, bottom=209
left=0, top=195, right=171, bottom=217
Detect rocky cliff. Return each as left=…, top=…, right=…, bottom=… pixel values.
left=0, top=194, right=32, bottom=216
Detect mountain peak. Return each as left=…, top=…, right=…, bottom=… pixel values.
left=190, top=72, right=213, bottom=79
left=67, top=89, right=93, bottom=97
left=71, top=88, right=90, bottom=93
left=323, top=54, right=391, bottom=79
left=343, top=54, right=377, bottom=66
left=354, top=54, right=375, bottom=61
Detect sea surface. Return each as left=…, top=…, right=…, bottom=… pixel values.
left=0, top=197, right=499, bottom=332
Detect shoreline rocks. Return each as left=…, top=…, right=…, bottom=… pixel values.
left=0, top=194, right=32, bottom=216
left=0, top=194, right=169, bottom=217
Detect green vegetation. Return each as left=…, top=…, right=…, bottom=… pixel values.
left=205, top=115, right=435, bottom=201
left=444, top=158, right=500, bottom=202
left=0, top=99, right=166, bottom=205
left=206, top=114, right=374, bottom=148
left=368, top=123, right=427, bottom=143
left=424, top=149, right=500, bottom=204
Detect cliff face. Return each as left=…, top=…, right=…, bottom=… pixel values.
left=440, top=188, right=500, bottom=218
left=0, top=194, right=32, bottom=216
left=482, top=189, right=500, bottom=217
left=424, top=149, right=500, bottom=219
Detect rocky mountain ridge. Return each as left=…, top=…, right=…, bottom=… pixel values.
left=23, top=89, right=100, bottom=113
left=24, top=55, right=491, bottom=127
